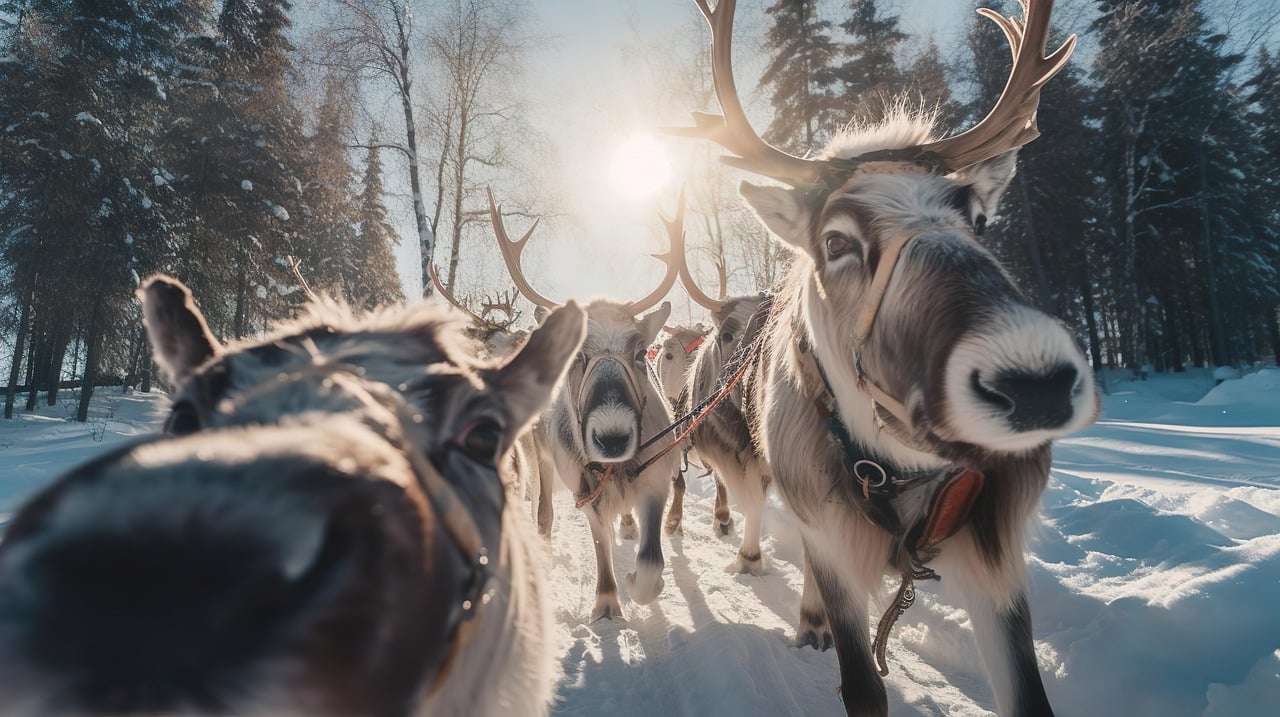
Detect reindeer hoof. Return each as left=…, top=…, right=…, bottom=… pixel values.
left=591, top=596, right=624, bottom=623
left=664, top=516, right=683, bottom=536
left=619, top=515, right=638, bottom=541
left=724, top=551, right=765, bottom=576
left=626, top=570, right=664, bottom=604
left=714, top=517, right=734, bottom=536
left=794, top=624, right=834, bottom=651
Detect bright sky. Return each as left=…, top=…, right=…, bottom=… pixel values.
left=399, top=0, right=968, bottom=324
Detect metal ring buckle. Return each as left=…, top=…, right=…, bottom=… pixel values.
left=853, top=459, right=888, bottom=501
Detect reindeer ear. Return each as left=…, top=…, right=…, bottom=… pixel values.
left=488, top=301, right=586, bottom=434
left=950, top=149, right=1018, bottom=234
left=139, top=275, right=221, bottom=385
left=636, top=301, right=671, bottom=345
left=740, top=181, right=818, bottom=251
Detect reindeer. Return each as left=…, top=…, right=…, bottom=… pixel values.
left=487, top=189, right=686, bottom=621
left=0, top=276, right=587, bottom=717
left=671, top=1, right=1096, bottom=714
left=653, top=324, right=707, bottom=405
left=670, top=267, right=772, bottom=569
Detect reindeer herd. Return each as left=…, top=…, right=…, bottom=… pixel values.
left=0, top=2, right=1100, bottom=716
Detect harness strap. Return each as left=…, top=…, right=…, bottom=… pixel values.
left=852, top=232, right=912, bottom=345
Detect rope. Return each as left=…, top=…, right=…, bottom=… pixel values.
left=632, top=337, right=758, bottom=476
left=574, top=464, right=614, bottom=509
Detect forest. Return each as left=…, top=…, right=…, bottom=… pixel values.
left=2, top=0, right=1278, bottom=423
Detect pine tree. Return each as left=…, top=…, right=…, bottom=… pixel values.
left=349, top=140, right=405, bottom=311
left=901, top=38, right=960, bottom=129
left=1090, top=0, right=1273, bottom=370
left=835, top=0, right=907, bottom=125
left=295, top=75, right=360, bottom=298
left=166, top=0, right=306, bottom=339
left=1, top=0, right=209, bottom=418
left=759, top=0, right=841, bottom=152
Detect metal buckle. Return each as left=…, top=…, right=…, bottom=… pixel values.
left=853, top=459, right=889, bottom=500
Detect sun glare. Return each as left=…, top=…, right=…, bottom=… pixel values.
left=610, top=134, right=673, bottom=200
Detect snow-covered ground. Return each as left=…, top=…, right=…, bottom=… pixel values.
left=2, top=370, right=1278, bottom=716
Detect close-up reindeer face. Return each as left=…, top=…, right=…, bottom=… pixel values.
left=0, top=277, right=585, bottom=717
left=743, top=151, right=1099, bottom=454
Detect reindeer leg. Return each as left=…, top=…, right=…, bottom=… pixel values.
left=725, top=464, right=766, bottom=575
left=535, top=444, right=556, bottom=538
left=937, top=532, right=1055, bottom=717
left=808, top=544, right=887, bottom=717
left=586, top=507, right=622, bottom=622
left=618, top=512, right=638, bottom=540
left=713, top=476, right=733, bottom=535
left=795, top=546, right=833, bottom=650
left=665, top=471, right=685, bottom=535
left=626, top=493, right=666, bottom=605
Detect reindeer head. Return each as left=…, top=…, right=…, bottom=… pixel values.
left=672, top=0, right=1097, bottom=457
left=484, top=188, right=685, bottom=463
left=654, top=325, right=706, bottom=404
left=0, top=276, right=586, bottom=716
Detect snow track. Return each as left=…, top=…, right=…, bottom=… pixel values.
left=2, top=371, right=1278, bottom=716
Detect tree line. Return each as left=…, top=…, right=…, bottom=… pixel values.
left=753, top=0, right=1279, bottom=376
left=2, top=0, right=1278, bottom=424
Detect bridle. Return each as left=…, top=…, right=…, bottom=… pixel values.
left=840, top=230, right=920, bottom=443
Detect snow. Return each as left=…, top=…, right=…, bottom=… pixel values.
left=73, top=112, right=101, bottom=127
left=2, top=370, right=1278, bottom=716
left=241, top=179, right=253, bottom=191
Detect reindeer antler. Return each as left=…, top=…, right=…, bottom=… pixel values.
left=919, top=0, right=1076, bottom=171
left=664, top=0, right=827, bottom=187
left=668, top=0, right=1075, bottom=183
left=486, top=188, right=559, bottom=310
left=486, top=187, right=682, bottom=317
left=623, top=189, right=685, bottom=315
left=428, top=263, right=488, bottom=325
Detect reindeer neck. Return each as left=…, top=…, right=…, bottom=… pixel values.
left=792, top=272, right=946, bottom=473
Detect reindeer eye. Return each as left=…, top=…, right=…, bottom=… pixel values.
left=824, top=232, right=853, bottom=258
left=664, top=352, right=674, bottom=361
left=721, top=331, right=734, bottom=343
left=457, top=418, right=504, bottom=464
left=165, top=401, right=200, bottom=436
left=634, top=350, right=647, bottom=364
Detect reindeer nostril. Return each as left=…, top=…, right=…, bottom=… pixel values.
left=591, top=431, right=632, bottom=459
left=989, top=364, right=1078, bottom=431
left=970, top=370, right=1014, bottom=415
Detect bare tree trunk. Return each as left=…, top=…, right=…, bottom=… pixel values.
left=444, top=110, right=469, bottom=290
left=4, top=282, right=34, bottom=419
left=1078, top=257, right=1103, bottom=377
left=1198, top=140, right=1228, bottom=367
left=76, top=302, right=104, bottom=423
left=45, top=331, right=68, bottom=406
left=25, top=320, right=43, bottom=412
left=1268, top=305, right=1279, bottom=366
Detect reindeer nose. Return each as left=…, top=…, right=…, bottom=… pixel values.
left=970, top=364, right=1079, bottom=431
left=0, top=473, right=358, bottom=713
left=591, top=431, right=634, bottom=459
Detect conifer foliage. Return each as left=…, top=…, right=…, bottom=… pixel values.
left=0, top=0, right=405, bottom=418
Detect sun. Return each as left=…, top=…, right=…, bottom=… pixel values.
left=610, top=134, right=673, bottom=200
